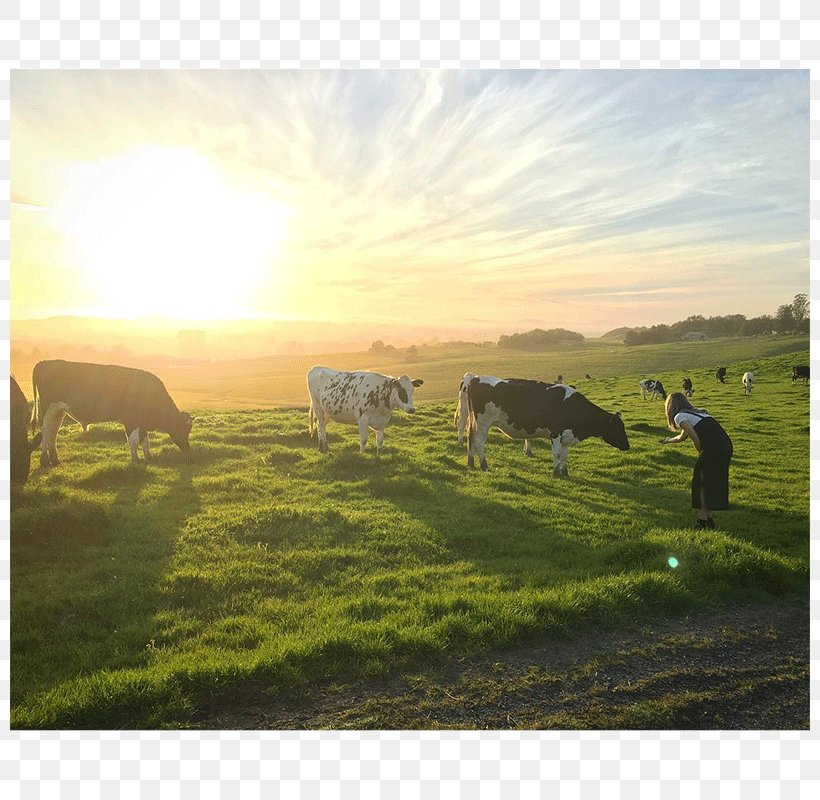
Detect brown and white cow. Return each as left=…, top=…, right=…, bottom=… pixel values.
left=10, top=375, right=41, bottom=484
left=466, top=377, right=629, bottom=476
left=307, top=366, right=423, bottom=453
left=31, top=360, right=193, bottom=465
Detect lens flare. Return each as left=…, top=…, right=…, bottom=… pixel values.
left=668, top=556, right=679, bottom=569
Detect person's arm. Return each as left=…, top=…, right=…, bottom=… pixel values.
left=661, top=420, right=702, bottom=452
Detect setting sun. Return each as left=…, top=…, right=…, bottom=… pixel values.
left=52, top=146, right=291, bottom=319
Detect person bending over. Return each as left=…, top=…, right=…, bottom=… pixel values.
left=661, top=392, right=733, bottom=530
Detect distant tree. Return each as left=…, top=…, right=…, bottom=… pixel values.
left=369, top=340, right=386, bottom=353
left=405, top=345, right=419, bottom=362
left=740, top=315, right=773, bottom=336
left=791, top=293, right=809, bottom=325
left=774, top=303, right=796, bottom=333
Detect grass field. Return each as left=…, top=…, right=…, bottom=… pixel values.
left=10, top=338, right=810, bottom=728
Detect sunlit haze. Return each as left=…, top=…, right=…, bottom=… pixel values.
left=11, top=70, right=808, bottom=335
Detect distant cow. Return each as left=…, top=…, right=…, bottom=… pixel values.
left=742, top=371, right=754, bottom=395
left=584, top=373, right=592, bottom=380
left=466, top=377, right=629, bottom=476
left=716, top=367, right=727, bottom=384
left=10, top=376, right=41, bottom=484
left=792, top=366, right=810, bottom=384
left=32, top=360, right=193, bottom=466
left=307, top=366, right=423, bottom=453
left=639, top=379, right=667, bottom=400
left=682, top=377, right=694, bottom=397
left=455, top=373, right=532, bottom=456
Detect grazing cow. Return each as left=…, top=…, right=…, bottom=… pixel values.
left=455, top=373, right=532, bottom=455
left=742, top=371, right=754, bottom=395
left=681, top=377, right=694, bottom=397
left=10, top=376, right=41, bottom=484
left=716, top=367, right=727, bottom=384
left=584, top=373, right=592, bottom=380
left=307, top=366, right=423, bottom=453
left=639, top=379, right=667, bottom=400
left=556, top=375, right=563, bottom=383
left=792, top=366, right=810, bottom=385
left=31, top=360, right=193, bottom=466
left=466, top=377, right=629, bottom=476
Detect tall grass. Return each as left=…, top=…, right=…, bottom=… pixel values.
left=10, top=343, right=809, bottom=728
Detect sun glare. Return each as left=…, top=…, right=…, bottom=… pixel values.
left=54, top=147, right=291, bottom=319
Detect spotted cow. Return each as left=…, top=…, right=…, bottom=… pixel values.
left=639, top=379, right=667, bottom=400
left=716, top=367, right=727, bottom=384
left=466, top=377, right=629, bottom=476
left=682, top=377, right=694, bottom=397
left=307, top=366, right=423, bottom=453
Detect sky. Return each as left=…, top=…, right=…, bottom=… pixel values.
left=11, top=70, right=809, bottom=336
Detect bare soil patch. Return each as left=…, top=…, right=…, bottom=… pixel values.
left=194, top=599, right=809, bottom=730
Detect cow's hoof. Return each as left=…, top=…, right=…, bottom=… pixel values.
left=480, top=461, right=488, bottom=471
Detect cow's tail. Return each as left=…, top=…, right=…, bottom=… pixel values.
left=308, top=403, right=316, bottom=438
left=30, top=369, right=39, bottom=434
left=466, top=381, right=476, bottom=455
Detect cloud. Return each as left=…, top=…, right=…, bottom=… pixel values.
left=11, top=70, right=809, bottom=331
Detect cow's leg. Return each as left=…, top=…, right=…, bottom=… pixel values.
left=473, top=423, right=490, bottom=471
left=524, top=439, right=532, bottom=457
left=559, top=446, right=569, bottom=477
left=40, top=402, right=67, bottom=467
left=316, top=412, right=329, bottom=453
left=550, top=438, right=564, bottom=478
left=126, top=427, right=142, bottom=463
left=375, top=428, right=385, bottom=455
left=358, top=417, right=369, bottom=453
left=140, top=430, right=152, bottom=462
left=641, top=387, right=646, bottom=400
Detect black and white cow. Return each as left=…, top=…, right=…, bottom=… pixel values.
left=681, top=377, right=694, bottom=397
left=455, top=373, right=532, bottom=455
left=639, top=379, right=667, bottom=400
left=466, top=377, right=629, bottom=476
left=31, top=359, right=193, bottom=465
left=742, top=371, right=754, bottom=395
left=716, top=367, right=727, bottom=384
left=10, top=375, right=41, bottom=484
left=307, top=366, right=423, bottom=453
left=792, top=366, right=810, bottom=384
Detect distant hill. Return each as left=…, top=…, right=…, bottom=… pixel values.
left=600, top=326, right=642, bottom=340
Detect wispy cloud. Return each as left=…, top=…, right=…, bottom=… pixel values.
left=11, top=69, right=808, bottom=332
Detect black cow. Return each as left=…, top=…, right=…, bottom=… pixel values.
left=682, top=377, right=694, bottom=397
left=10, top=376, right=41, bottom=484
left=792, top=366, right=810, bottom=385
left=466, top=377, right=629, bottom=476
left=32, top=360, right=193, bottom=465
left=716, top=367, right=727, bottom=384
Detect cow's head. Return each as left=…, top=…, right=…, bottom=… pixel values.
left=389, top=375, right=423, bottom=414
left=169, top=411, right=194, bottom=451
left=603, top=412, right=630, bottom=451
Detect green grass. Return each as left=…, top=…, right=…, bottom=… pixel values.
left=10, top=340, right=809, bottom=728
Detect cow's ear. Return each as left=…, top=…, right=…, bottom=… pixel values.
left=412, top=379, right=424, bottom=387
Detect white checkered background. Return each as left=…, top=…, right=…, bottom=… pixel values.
left=1, top=1, right=819, bottom=797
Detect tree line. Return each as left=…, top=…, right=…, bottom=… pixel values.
left=622, top=294, right=809, bottom=346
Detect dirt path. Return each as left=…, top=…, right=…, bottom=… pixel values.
left=194, top=599, right=809, bottom=729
